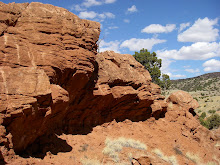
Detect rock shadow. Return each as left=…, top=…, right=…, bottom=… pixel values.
left=19, top=133, right=72, bottom=159
left=64, top=108, right=155, bottom=136
left=0, top=152, right=6, bottom=165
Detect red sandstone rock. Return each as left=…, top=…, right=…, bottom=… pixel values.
left=0, top=2, right=219, bottom=165
left=167, top=90, right=199, bottom=111
left=0, top=1, right=100, bottom=155
left=133, top=156, right=151, bottom=165
left=0, top=1, right=165, bottom=158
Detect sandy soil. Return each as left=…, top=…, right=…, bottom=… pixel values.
left=5, top=117, right=219, bottom=165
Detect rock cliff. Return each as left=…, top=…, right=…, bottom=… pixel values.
left=0, top=1, right=100, bottom=154
left=0, top=2, right=219, bottom=165
left=0, top=1, right=166, bottom=155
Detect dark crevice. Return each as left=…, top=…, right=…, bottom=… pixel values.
left=0, top=30, right=5, bottom=37
left=18, top=134, right=72, bottom=159
left=108, top=79, right=142, bottom=90
left=189, top=108, right=196, bottom=116
left=0, top=151, right=6, bottom=165
left=109, top=58, right=120, bottom=67
left=38, top=31, right=60, bottom=35
left=38, top=31, right=52, bottom=34
left=49, top=66, right=77, bottom=88
left=35, top=43, right=57, bottom=46
left=65, top=47, right=76, bottom=50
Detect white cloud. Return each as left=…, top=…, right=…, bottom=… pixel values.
left=120, top=38, right=166, bottom=51
left=104, top=12, right=115, bottom=18
left=160, top=58, right=174, bottom=74
left=99, top=40, right=121, bottom=53
left=171, top=74, right=186, bottom=78
left=203, top=59, right=220, bottom=72
left=71, top=0, right=117, bottom=11
left=159, top=58, right=186, bottom=79
left=79, top=11, right=97, bottom=19
left=185, top=68, right=200, bottom=73
left=183, top=65, right=191, bottom=68
left=72, top=0, right=116, bottom=10
left=108, top=26, right=118, bottom=29
left=70, top=4, right=85, bottom=12
left=127, top=5, right=138, bottom=13
left=178, top=17, right=219, bottom=42
left=79, top=11, right=115, bottom=20
left=104, top=0, right=116, bottom=4
left=179, top=22, right=190, bottom=32
left=165, top=72, right=186, bottom=79
left=141, top=24, right=176, bottom=33
left=156, top=42, right=220, bottom=60
left=124, top=19, right=130, bottom=23
left=82, top=0, right=102, bottom=8
left=99, top=13, right=106, bottom=19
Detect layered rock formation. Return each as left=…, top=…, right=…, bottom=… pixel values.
left=0, top=2, right=166, bottom=157
left=0, top=2, right=219, bottom=164
left=0, top=1, right=100, bottom=155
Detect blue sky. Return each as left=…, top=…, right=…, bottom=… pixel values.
left=2, top=0, right=220, bottom=79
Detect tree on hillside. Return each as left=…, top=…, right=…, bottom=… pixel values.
left=160, top=74, right=171, bottom=90
left=133, top=48, right=170, bottom=89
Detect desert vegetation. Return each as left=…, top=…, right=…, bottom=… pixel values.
left=163, top=72, right=220, bottom=130
left=199, top=113, right=220, bottom=130
left=102, top=137, right=147, bottom=164
left=152, top=148, right=178, bottom=165
left=80, top=136, right=219, bottom=165
left=169, top=73, right=220, bottom=93
left=133, top=48, right=171, bottom=89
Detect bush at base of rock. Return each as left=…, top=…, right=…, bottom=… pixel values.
left=199, top=114, right=220, bottom=130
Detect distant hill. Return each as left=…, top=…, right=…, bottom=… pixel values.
left=170, top=72, right=220, bottom=94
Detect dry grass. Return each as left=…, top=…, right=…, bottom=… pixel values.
left=185, top=152, right=201, bottom=164
left=103, top=137, right=147, bottom=163
left=81, top=158, right=101, bottom=165
left=185, top=152, right=219, bottom=165
left=213, top=155, right=220, bottom=165
left=152, top=148, right=178, bottom=165
left=206, top=162, right=218, bottom=165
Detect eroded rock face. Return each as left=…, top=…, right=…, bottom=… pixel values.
left=0, top=1, right=100, bottom=154
left=0, top=2, right=167, bottom=157
left=165, top=91, right=217, bottom=148
left=64, top=51, right=167, bottom=133
left=0, top=2, right=217, bottom=164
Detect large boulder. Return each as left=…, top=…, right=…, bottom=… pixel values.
left=167, top=90, right=199, bottom=111
left=0, top=2, right=218, bottom=165
left=0, top=2, right=166, bottom=156
left=64, top=51, right=167, bottom=133
left=0, top=1, right=100, bottom=154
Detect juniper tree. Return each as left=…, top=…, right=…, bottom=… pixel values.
left=133, top=48, right=170, bottom=89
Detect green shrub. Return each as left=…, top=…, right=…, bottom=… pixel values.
left=200, top=112, right=206, bottom=119
left=206, top=114, right=220, bottom=129
left=193, top=97, right=198, bottom=101
left=208, top=110, right=216, bottom=114
left=199, top=118, right=209, bottom=129
left=200, top=114, right=220, bottom=130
